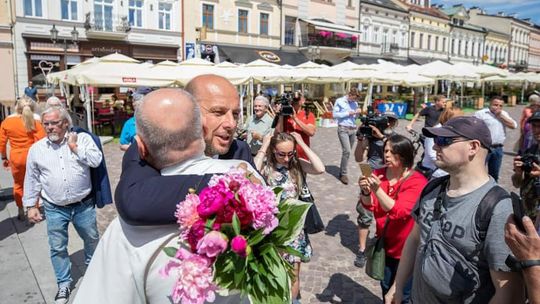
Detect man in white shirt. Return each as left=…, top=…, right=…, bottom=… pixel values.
left=74, top=88, right=258, bottom=304
left=474, top=96, right=517, bottom=181
left=24, top=106, right=103, bottom=304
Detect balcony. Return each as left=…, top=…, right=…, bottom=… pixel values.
left=301, top=31, right=357, bottom=50
left=84, top=12, right=131, bottom=40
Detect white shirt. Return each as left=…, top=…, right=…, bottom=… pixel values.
left=23, top=133, right=102, bottom=207
left=421, top=123, right=448, bottom=178
left=74, top=155, right=260, bottom=304
left=474, top=108, right=517, bottom=146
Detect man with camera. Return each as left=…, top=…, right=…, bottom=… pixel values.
left=512, top=110, right=540, bottom=226
left=333, top=88, right=362, bottom=185
left=275, top=91, right=316, bottom=160
left=353, top=110, right=398, bottom=268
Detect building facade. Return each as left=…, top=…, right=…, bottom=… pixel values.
left=355, top=0, right=409, bottom=64
left=527, top=25, right=540, bottom=72
left=396, top=0, right=451, bottom=64
left=0, top=0, right=16, bottom=107
left=13, top=0, right=182, bottom=97
left=483, top=29, right=510, bottom=66
left=469, top=8, right=530, bottom=71
left=281, top=0, right=360, bottom=64
left=184, top=0, right=288, bottom=64
left=442, top=5, right=485, bottom=64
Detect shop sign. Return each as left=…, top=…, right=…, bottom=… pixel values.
left=122, top=77, right=137, bottom=83
left=258, top=50, right=281, bottom=63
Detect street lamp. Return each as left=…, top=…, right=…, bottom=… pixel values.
left=50, top=24, right=79, bottom=70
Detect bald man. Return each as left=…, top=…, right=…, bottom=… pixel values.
left=74, top=88, right=258, bottom=304
left=115, top=74, right=255, bottom=226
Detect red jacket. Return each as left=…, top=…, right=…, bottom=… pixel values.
left=363, top=168, right=427, bottom=259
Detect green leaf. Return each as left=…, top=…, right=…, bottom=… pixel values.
left=205, top=217, right=216, bottom=232
left=232, top=212, right=241, bottom=236
left=163, top=247, right=177, bottom=258
left=270, top=198, right=311, bottom=245
left=247, top=229, right=265, bottom=246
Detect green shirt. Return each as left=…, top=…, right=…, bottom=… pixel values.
left=245, top=113, right=273, bottom=155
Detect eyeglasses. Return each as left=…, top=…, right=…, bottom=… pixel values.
left=434, top=136, right=470, bottom=147
left=43, top=120, right=62, bottom=127
left=274, top=150, right=296, bottom=158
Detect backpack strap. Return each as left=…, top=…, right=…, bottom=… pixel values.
left=474, top=185, right=510, bottom=241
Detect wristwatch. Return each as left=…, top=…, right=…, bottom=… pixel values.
left=520, top=259, right=540, bottom=269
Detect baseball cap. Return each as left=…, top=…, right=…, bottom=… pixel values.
left=527, top=110, right=540, bottom=123
left=422, top=116, right=492, bottom=149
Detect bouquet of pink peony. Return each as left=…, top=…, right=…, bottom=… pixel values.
left=160, top=169, right=311, bottom=304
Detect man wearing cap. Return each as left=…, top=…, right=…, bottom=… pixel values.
left=388, top=116, right=523, bottom=304
left=333, top=88, right=362, bottom=185
left=474, top=96, right=517, bottom=181
left=512, top=110, right=540, bottom=226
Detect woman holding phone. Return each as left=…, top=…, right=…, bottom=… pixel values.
left=358, top=134, right=427, bottom=303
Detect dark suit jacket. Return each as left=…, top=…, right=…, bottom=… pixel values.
left=73, top=126, right=113, bottom=208
left=115, top=139, right=255, bottom=225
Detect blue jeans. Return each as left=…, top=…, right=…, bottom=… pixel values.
left=381, top=256, right=412, bottom=304
left=43, top=197, right=99, bottom=288
left=487, top=146, right=503, bottom=182
left=337, top=126, right=357, bottom=176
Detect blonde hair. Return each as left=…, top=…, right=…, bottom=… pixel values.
left=439, top=106, right=464, bottom=125
left=16, top=97, right=36, bottom=132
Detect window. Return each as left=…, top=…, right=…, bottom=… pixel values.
left=61, top=0, right=77, bottom=20
left=442, top=37, right=446, bottom=52
left=373, top=27, right=379, bottom=43
left=158, top=2, right=172, bottom=30
left=238, top=9, right=248, bottom=33
left=129, top=0, right=143, bottom=27
left=435, top=36, right=439, bottom=51
left=427, top=35, right=431, bottom=50
left=284, top=16, right=296, bottom=45
left=451, top=38, right=455, bottom=54
left=202, top=4, right=214, bottom=30
left=362, top=25, right=369, bottom=42
left=348, top=0, right=353, bottom=6
left=392, top=30, right=397, bottom=44
left=260, top=13, right=269, bottom=35
left=24, top=0, right=42, bottom=17
left=458, top=40, right=462, bottom=56
left=94, top=0, right=114, bottom=31
left=464, top=41, right=468, bottom=56
left=419, top=33, right=423, bottom=49
left=410, top=31, right=415, bottom=48
left=401, top=31, right=406, bottom=47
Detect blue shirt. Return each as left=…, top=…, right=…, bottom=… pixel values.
left=24, top=86, right=38, bottom=101
left=332, top=95, right=359, bottom=127
left=119, top=117, right=136, bottom=145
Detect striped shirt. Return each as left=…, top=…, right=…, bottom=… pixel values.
left=23, top=132, right=102, bottom=207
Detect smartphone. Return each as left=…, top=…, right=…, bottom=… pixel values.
left=511, top=192, right=526, bottom=231
left=359, top=163, right=373, bottom=177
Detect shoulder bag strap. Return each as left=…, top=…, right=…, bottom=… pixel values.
left=380, top=170, right=414, bottom=239
left=144, top=232, right=179, bottom=304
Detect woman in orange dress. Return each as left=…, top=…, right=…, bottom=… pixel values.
left=0, top=97, right=45, bottom=220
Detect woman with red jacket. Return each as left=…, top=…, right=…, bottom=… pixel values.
left=358, top=134, right=427, bottom=303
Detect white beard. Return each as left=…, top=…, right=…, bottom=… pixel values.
left=48, top=133, right=60, bottom=142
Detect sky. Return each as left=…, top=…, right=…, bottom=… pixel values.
left=431, top=0, right=540, bottom=25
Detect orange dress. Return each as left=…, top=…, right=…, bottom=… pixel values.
left=0, top=116, right=46, bottom=207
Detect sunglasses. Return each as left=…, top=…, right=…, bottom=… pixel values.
left=274, top=150, right=296, bottom=158
left=434, top=136, right=470, bottom=147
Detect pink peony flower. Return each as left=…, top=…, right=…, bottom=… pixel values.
left=239, top=183, right=279, bottom=234
left=197, top=180, right=234, bottom=219
left=197, top=231, right=229, bottom=258
left=186, top=220, right=206, bottom=252
left=160, top=248, right=217, bottom=304
left=176, top=194, right=201, bottom=233
left=230, top=235, right=250, bottom=258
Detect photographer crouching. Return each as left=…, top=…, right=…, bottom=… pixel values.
left=352, top=108, right=398, bottom=268
left=512, top=110, right=540, bottom=229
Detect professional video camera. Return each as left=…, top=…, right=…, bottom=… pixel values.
left=521, top=153, right=540, bottom=174
left=357, top=106, right=388, bottom=139
left=276, top=92, right=295, bottom=116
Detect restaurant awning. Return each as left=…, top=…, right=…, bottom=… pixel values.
left=218, top=45, right=308, bottom=66
left=299, top=19, right=361, bottom=36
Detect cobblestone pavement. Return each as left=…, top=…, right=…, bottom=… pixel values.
left=96, top=105, right=524, bottom=304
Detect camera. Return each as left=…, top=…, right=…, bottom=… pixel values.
left=275, top=92, right=295, bottom=116
left=357, top=106, right=388, bottom=139
left=521, top=153, right=540, bottom=174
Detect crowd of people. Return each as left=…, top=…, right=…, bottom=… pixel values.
left=2, top=76, right=540, bottom=304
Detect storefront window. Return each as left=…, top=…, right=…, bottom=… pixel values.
left=61, top=0, right=77, bottom=21
left=24, top=0, right=43, bottom=17
left=238, top=10, right=248, bottom=33
left=30, top=56, right=61, bottom=88
left=158, top=2, right=172, bottom=30
left=129, top=0, right=143, bottom=28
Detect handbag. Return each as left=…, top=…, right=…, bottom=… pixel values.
left=299, top=175, right=325, bottom=234
left=364, top=170, right=413, bottom=281
left=365, top=216, right=389, bottom=280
